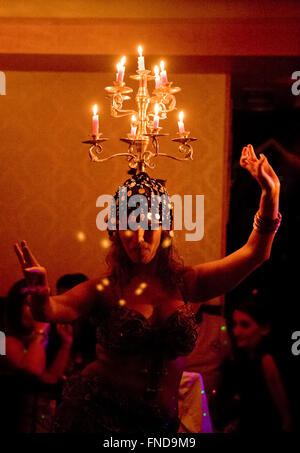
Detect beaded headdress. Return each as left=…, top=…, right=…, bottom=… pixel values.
left=108, top=171, right=173, bottom=235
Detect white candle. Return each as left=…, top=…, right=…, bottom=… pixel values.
left=130, top=115, right=137, bottom=136
left=153, top=104, right=160, bottom=129
left=138, top=45, right=145, bottom=71
left=116, top=56, right=126, bottom=83
left=160, top=60, right=168, bottom=84
left=178, top=111, right=185, bottom=133
left=92, top=104, right=99, bottom=135
left=154, top=65, right=161, bottom=89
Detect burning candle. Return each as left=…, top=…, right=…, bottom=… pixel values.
left=130, top=115, right=137, bottom=136
left=116, top=56, right=126, bottom=83
left=160, top=60, right=168, bottom=84
left=137, top=46, right=145, bottom=71
left=178, top=111, right=185, bottom=133
left=92, top=104, right=99, bottom=135
left=153, top=104, right=160, bottom=129
left=154, top=65, right=161, bottom=89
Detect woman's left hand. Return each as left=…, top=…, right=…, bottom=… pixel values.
left=240, top=144, right=280, bottom=194
left=56, top=324, right=73, bottom=346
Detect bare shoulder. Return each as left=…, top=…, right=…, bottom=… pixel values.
left=4, top=336, right=25, bottom=365
left=5, top=336, right=23, bottom=351
left=54, top=275, right=111, bottom=318
left=261, top=354, right=280, bottom=380
left=86, top=275, right=115, bottom=308
left=262, top=354, right=277, bottom=369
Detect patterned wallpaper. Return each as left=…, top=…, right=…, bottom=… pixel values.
left=0, top=71, right=229, bottom=296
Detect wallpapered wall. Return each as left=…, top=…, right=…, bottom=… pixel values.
left=0, top=72, right=229, bottom=296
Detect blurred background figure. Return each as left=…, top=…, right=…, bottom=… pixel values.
left=214, top=294, right=292, bottom=432
left=0, top=279, right=73, bottom=432
left=56, top=273, right=89, bottom=295
left=55, top=273, right=97, bottom=376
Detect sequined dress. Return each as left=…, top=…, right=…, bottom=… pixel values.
left=54, top=299, right=198, bottom=433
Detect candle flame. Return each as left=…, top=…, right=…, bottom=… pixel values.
left=160, top=60, right=165, bottom=71
left=154, top=104, right=159, bottom=115
left=154, top=65, right=159, bottom=76
left=138, top=45, right=143, bottom=56
left=131, top=115, right=137, bottom=123
left=93, top=104, right=98, bottom=115
left=120, top=56, right=126, bottom=65
left=116, top=62, right=121, bottom=71
left=179, top=110, right=184, bottom=122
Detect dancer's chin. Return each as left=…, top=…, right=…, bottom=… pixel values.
left=129, top=249, right=152, bottom=264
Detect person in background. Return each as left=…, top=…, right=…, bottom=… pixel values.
left=215, top=295, right=292, bottom=432
left=56, top=273, right=88, bottom=296
left=55, top=273, right=97, bottom=376
left=0, top=279, right=73, bottom=432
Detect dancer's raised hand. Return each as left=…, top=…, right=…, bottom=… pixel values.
left=240, top=144, right=280, bottom=194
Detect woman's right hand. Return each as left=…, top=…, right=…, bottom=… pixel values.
left=14, top=240, right=50, bottom=298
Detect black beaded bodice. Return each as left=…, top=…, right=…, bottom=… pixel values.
left=92, top=302, right=198, bottom=360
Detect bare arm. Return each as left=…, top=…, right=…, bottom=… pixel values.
left=262, top=354, right=292, bottom=432
left=28, top=272, right=100, bottom=323
left=183, top=145, right=281, bottom=302
left=14, top=241, right=104, bottom=323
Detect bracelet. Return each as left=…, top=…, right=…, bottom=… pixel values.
left=21, top=286, right=51, bottom=297
left=253, top=211, right=282, bottom=234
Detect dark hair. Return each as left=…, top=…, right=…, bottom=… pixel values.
left=5, top=279, right=29, bottom=335
left=105, top=230, right=185, bottom=295
left=234, top=294, right=270, bottom=327
left=56, top=273, right=88, bottom=294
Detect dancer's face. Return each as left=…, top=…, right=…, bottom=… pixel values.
left=119, top=223, right=162, bottom=264
left=232, top=310, right=269, bottom=350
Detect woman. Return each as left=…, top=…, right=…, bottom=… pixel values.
left=0, top=279, right=73, bottom=432
left=14, top=144, right=282, bottom=433
left=214, top=297, right=292, bottom=432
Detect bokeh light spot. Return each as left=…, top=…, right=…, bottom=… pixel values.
left=76, top=231, right=86, bottom=242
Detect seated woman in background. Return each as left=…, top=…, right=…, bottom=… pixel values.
left=14, top=144, right=282, bottom=433
left=0, top=279, right=73, bottom=432
left=214, top=295, right=292, bottom=432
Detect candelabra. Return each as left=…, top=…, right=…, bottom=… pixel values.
left=82, top=51, right=197, bottom=174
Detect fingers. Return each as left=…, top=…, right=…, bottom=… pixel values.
left=57, top=324, right=73, bottom=332
left=240, top=147, right=249, bottom=167
left=21, top=240, right=40, bottom=267
left=14, top=240, right=40, bottom=269
left=240, top=145, right=256, bottom=168
left=247, top=144, right=258, bottom=161
left=14, top=243, right=26, bottom=269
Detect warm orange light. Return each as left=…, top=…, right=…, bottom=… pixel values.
left=76, top=231, right=86, bottom=242
left=131, top=115, right=137, bottom=123
left=179, top=110, right=184, bottom=122
left=93, top=104, right=98, bottom=115
left=120, top=56, right=126, bottom=65
left=138, top=45, right=143, bottom=56
left=154, top=104, right=160, bottom=116
left=154, top=65, right=159, bottom=76
left=100, top=238, right=110, bottom=249
left=160, top=60, right=165, bottom=71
